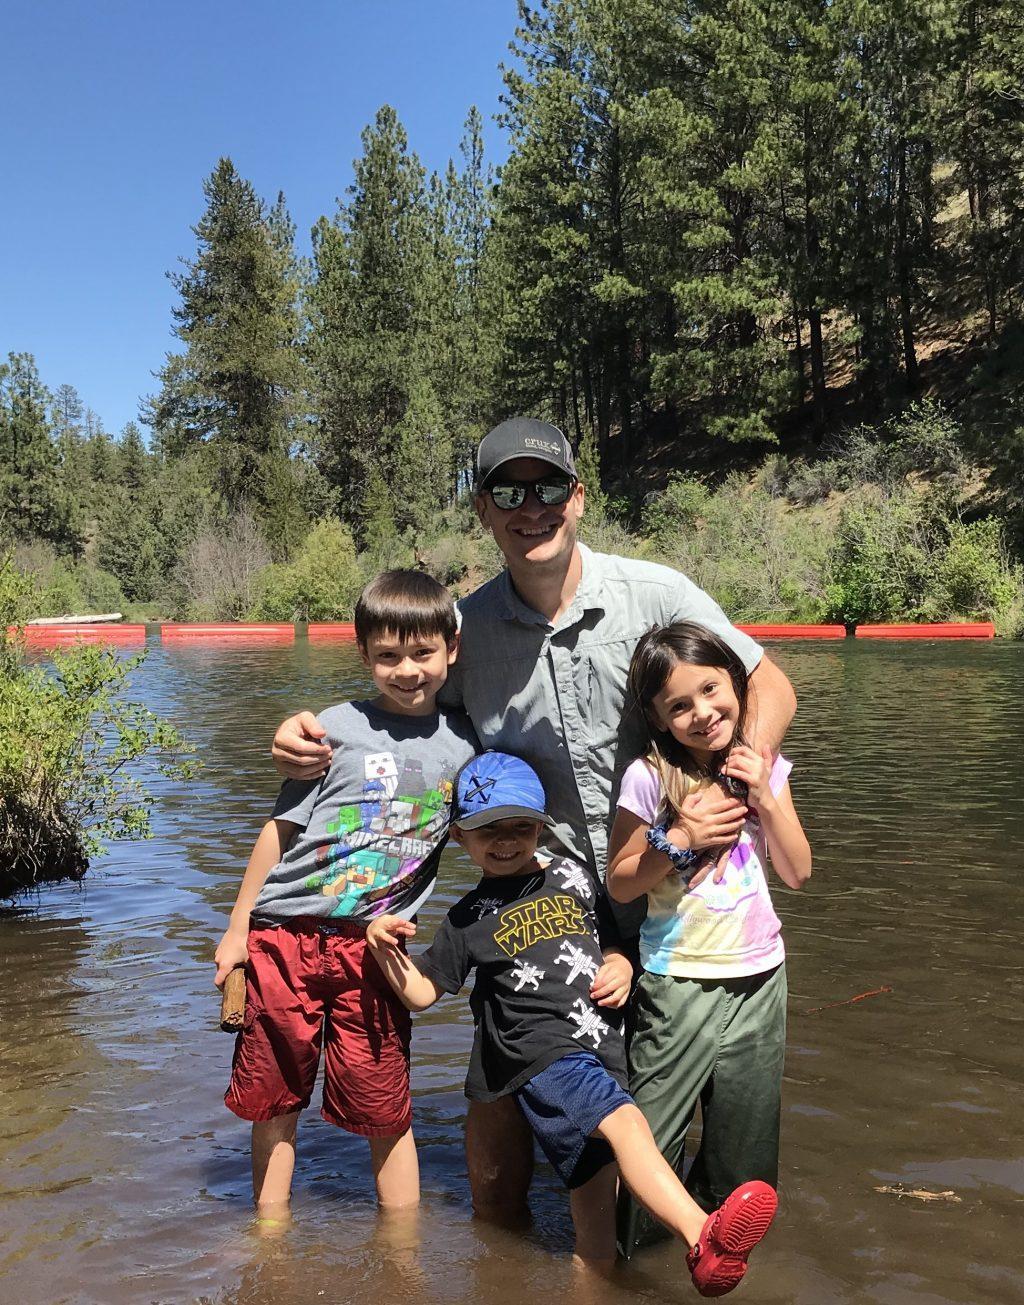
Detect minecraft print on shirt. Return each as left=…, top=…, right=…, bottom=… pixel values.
left=304, top=751, right=455, bottom=917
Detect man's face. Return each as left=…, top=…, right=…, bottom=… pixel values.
left=474, top=457, right=585, bottom=572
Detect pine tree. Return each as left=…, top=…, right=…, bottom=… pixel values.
left=307, top=105, right=450, bottom=530
left=0, top=354, right=80, bottom=551
left=118, top=421, right=149, bottom=492
left=149, top=159, right=304, bottom=509
left=492, top=1, right=603, bottom=439
left=828, top=0, right=947, bottom=402
left=947, top=0, right=1024, bottom=332
left=50, top=382, right=89, bottom=492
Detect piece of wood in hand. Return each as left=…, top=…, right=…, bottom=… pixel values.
left=220, top=966, right=246, bottom=1032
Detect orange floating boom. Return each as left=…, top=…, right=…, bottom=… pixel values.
left=160, top=623, right=295, bottom=641
left=854, top=622, right=994, bottom=639
left=307, top=623, right=358, bottom=640
left=12, top=623, right=147, bottom=646
left=738, top=624, right=846, bottom=639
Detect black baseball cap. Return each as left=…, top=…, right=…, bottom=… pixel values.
left=475, top=417, right=577, bottom=490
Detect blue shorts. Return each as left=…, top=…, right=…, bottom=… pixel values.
left=515, top=1052, right=633, bottom=1190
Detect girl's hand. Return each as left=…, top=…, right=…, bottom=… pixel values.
left=214, top=928, right=249, bottom=989
left=670, top=787, right=747, bottom=850
left=366, top=915, right=416, bottom=953
left=686, top=844, right=733, bottom=891
left=721, top=744, right=774, bottom=805
left=591, top=952, right=633, bottom=1008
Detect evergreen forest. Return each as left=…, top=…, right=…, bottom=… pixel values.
left=5, top=0, right=1024, bottom=633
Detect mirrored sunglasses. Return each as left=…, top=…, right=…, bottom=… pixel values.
left=487, top=477, right=576, bottom=511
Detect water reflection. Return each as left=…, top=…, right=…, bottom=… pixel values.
left=1, top=639, right=1023, bottom=1304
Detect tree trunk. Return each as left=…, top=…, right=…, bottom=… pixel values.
left=896, top=132, right=920, bottom=391
left=808, top=307, right=827, bottom=438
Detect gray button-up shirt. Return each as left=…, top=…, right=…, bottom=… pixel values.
left=443, top=545, right=762, bottom=891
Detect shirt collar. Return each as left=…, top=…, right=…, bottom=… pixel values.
left=496, top=543, right=607, bottom=627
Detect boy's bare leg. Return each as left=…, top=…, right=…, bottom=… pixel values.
left=595, top=1104, right=707, bottom=1248
left=252, top=1111, right=299, bottom=1211
left=465, top=1097, right=534, bottom=1223
left=369, top=1128, right=420, bottom=1208
left=569, top=1162, right=618, bottom=1276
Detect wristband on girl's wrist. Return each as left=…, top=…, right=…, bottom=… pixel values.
left=645, top=822, right=700, bottom=885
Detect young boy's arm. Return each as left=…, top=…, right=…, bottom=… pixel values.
left=366, top=916, right=446, bottom=1012
left=213, top=817, right=298, bottom=987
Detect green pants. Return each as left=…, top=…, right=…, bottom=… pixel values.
left=617, top=963, right=787, bottom=1258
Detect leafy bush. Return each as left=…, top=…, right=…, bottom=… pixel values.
left=884, top=403, right=970, bottom=483
left=784, top=458, right=847, bottom=506
left=824, top=488, right=1023, bottom=626
left=413, top=499, right=503, bottom=591
left=824, top=485, right=937, bottom=623
left=641, top=476, right=712, bottom=549
left=646, top=478, right=832, bottom=622
left=255, top=518, right=362, bottom=621
left=11, top=540, right=127, bottom=618
left=0, top=560, right=196, bottom=897
left=933, top=518, right=1023, bottom=622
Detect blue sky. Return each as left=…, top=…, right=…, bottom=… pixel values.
left=2, top=0, right=518, bottom=436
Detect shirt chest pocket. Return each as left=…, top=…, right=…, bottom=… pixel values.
left=573, top=634, right=645, bottom=751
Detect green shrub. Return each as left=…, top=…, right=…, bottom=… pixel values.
left=824, top=486, right=936, bottom=623
left=10, top=541, right=128, bottom=618
left=933, top=518, right=1023, bottom=620
left=255, top=518, right=362, bottom=621
left=0, top=559, right=196, bottom=897
left=641, top=476, right=711, bottom=549
left=644, top=479, right=833, bottom=622
left=885, top=402, right=969, bottom=483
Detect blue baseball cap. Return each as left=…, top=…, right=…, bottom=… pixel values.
left=454, top=752, right=555, bottom=830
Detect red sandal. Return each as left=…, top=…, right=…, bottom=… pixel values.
left=686, top=1180, right=778, bottom=1297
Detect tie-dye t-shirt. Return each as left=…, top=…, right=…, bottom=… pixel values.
left=252, top=701, right=478, bottom=926
left=616, top=756, right=791, bottom=979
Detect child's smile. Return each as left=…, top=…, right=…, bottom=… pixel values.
left=650, top=660, right=740, bottom=759
left=454, top=818, right=545, bottom=877
left=360, top=630, right=457, bottom=717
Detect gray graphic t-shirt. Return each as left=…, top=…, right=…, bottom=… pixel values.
left=253, top=700, right=478, bottom=925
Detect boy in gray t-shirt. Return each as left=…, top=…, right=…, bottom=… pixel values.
left=214, top=571, right=477, bottom=1219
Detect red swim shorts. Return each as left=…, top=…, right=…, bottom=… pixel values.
left=224, top=918, right=412, bottom=1136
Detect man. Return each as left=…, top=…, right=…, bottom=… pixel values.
left=271, top=416, right=797, bottom=1223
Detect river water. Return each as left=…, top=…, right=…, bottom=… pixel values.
left=1, top=638, right=1022, bottom=1305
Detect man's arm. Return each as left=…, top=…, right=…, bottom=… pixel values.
left=746, top=654, right=797, bottom=754
left=272, top=711, right=332, bottom=780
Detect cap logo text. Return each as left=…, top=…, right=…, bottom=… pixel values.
left=523, top=438, right=562, bottom=454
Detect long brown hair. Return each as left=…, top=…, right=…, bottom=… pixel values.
left=626, top=622, right=751, bottom=817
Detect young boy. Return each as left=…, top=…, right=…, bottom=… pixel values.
left=366, top=751, right=778, bottom=1296
left=214, top=570, right=478, bottom=1217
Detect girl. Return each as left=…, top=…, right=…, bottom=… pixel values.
left=607, top=622, right=812, bottom=1257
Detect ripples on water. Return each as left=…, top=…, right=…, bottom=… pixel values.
left=2, top=640, right=1023, bottom=1305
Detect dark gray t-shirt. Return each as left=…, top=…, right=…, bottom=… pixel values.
left=253, top=700, right=478, bottom=926
left=417, top=857, right=627, bottom=1101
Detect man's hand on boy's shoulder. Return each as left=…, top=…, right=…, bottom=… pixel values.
left=272, top=710, right=332, bottom=780
left=590, top=950, right=633, bottom=1009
